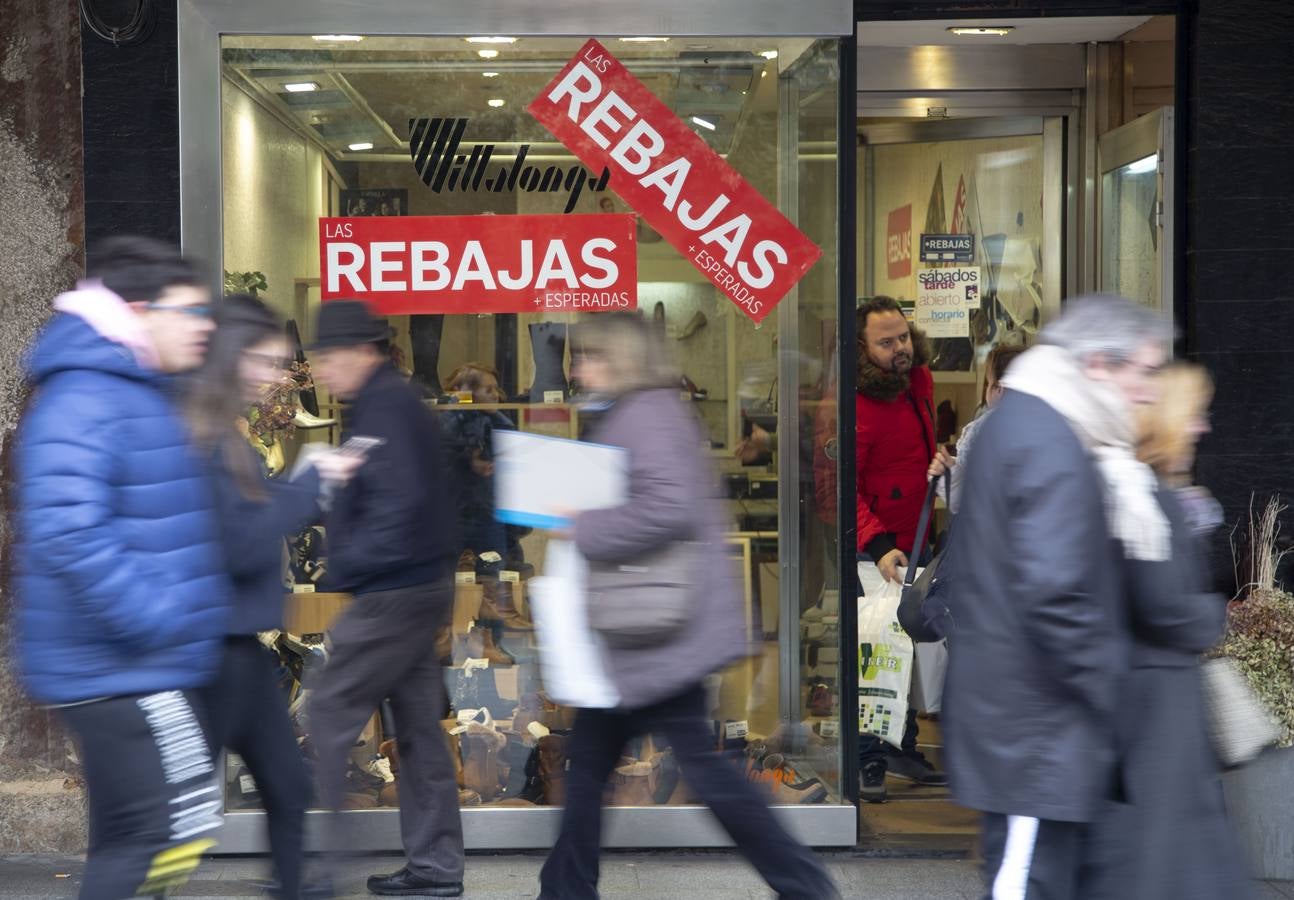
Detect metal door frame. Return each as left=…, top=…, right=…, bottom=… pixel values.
left=178, top=0, right=857, bottom=853
left=1095, top=107, right=1175, bottom=334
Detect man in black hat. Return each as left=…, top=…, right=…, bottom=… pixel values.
left=305, top=300, right=464, bottom=897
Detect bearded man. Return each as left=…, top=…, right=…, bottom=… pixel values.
left=854, top=295, right=952, bottom=802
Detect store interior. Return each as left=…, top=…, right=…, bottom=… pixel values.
left=218, top=34, right=845, bottom=826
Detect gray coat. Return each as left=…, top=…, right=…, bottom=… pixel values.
left=942, top=390, right=1129, bottom=823
left=574, top=388, right=747, bottom=710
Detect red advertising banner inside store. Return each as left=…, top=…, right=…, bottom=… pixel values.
left=318, top=213, right=637, bottom=315
left=527, top=39, right=822, bottom=324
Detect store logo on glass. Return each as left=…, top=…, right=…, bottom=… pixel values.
left=408, top=117, right=610, bottom=214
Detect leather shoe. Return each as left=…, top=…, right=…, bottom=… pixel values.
left=366, top=866, right=464, bottom=896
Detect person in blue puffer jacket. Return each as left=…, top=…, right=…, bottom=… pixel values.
left=13, top=236, right=232, bottom=900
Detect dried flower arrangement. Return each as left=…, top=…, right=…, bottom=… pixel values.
left=246, top=361, right=313, bottom=444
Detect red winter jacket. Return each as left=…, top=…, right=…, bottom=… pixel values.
left=855, top=366, right=936, bottom=559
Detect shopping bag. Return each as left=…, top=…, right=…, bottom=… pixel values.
left=857, top=562, right=915, bottom=749
left=529, top=539, right=621, bottom=709
left=910, top=639, right=948, bottom=715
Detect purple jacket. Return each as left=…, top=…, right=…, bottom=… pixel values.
left=574, top=388, right=748, bottom=709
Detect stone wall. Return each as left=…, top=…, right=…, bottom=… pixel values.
left=0, top=0, right=87, bottom=852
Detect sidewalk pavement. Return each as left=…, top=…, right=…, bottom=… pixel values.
left=1, top=852, right=1292, bottom=899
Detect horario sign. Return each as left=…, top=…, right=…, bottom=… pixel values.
left=527, top=39, right=821, bottom=324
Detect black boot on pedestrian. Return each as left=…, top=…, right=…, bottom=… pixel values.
left=861, top=760, right=888, bottom=804
left=366, top=866, right=464, bottom=897
left=886, top=751, right=947, bottom=786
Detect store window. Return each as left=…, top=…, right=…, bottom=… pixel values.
left=217, top=35, right=843, bottom=823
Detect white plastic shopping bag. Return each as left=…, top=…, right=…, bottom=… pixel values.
left=529, top=539, right=620, bottom=708
left=857, top=561, right=915, bottom=749
left=910, top=640, right=948, bottom=715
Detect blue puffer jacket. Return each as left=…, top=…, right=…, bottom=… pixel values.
left=14, top=312, right=231, bottom=704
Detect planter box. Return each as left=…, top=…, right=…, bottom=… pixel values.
left=1223, top=745, right=1294, bottom=880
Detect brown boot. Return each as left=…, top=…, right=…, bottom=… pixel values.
left=609, top=759, right=660, bottom=806
left=478, top=627, right=514, bottom=667
left=460, top=723, right=506, bottom=802
left=440, top=722, right=465, bottom=787
left=537, top=734, right=567, bottom=806
left=378, top=781, right=399, bottom=807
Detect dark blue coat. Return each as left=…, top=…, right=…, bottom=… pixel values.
left=14, top=313, right=232, bottom=704
left=942, top=390, right=1129, bottom=823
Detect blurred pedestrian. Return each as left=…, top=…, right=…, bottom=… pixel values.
left=943, top=343, right=1025, bottom=514
left=187, top=293, right=361, bottom=900
left=305, top=300, right=463, bottom=898
left=13, top=236, right=229, bottom=899
left=854, top=295, right=951, bottom=801
left=537, top=312, right=839, bottom=900
left=1084, top=363, right=1254, bottom=900
left=942, top=294, right=1171, bottom=900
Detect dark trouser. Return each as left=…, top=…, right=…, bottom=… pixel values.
left=980, top=813, right=1087, bottom=900
left=60, top=691, right=222, bottom=900
left=538, top=684, right=837, bottom=900
left=860, top=707, right=919, bottom=768
left=307, top=581, right=464, bottom=882
left=200, top=636, right=309, bottom=899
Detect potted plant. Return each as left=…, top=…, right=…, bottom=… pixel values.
left=1218, top=495, right=1294, bottom=879
left=224, top=269, right=268, bottom=297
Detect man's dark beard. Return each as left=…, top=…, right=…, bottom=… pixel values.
left=858, top=357, right=913, bottom=402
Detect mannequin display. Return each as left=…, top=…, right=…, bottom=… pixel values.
left=527, top=322, right=569, bottom=402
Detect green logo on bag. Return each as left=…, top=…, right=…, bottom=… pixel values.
left=859, top=642, right=903, bottom=682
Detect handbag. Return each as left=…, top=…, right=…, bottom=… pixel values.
left=586, top=539, right=702, bottom=649
left=1201, top=656, right=1281, bottom=769
left=896, top=473, right=953, bottom=643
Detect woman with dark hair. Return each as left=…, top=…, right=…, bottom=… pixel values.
left=944, top=342, right=1026, bottom=514
left=188, top=293, right=360, bottom=900
left=537, top=312, right=839, bottom=900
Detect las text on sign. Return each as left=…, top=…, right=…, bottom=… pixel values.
left=527, top=39, right=822, bottom=324
left=319, top=213, right=638, bottom=315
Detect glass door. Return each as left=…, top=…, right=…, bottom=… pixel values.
left=1097, top=108, right=1174, bottom=323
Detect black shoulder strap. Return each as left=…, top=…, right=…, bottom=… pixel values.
left=904, top=473, right=946, bottom=587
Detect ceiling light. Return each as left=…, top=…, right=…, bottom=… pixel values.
left=311, top=34, right=363, bottom=42
left=348, top=142, right=374, bottom=151
left=482, top=71, right=500, bottom=78
left=691, top=116, right=716, bottom=131
left=477, top=49, right=499, bottom=59
left=466, top=36, right=517, bottom=44
left=488, top=98, right=506, bottom=108
left=283, top=82, right=319, bottom=92
left=947, top=26, right=1015, bottom=36
left=619, top=37, right=670, bottom=43
left=759, top=50, right=779, bottom=59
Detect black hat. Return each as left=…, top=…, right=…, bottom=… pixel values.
left=309, top=300, right=391, bottom=350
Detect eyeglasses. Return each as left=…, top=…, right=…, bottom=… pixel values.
left=147, top=302, right=212, bottom=319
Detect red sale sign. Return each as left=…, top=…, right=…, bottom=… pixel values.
left=886, top=204, right=912, bottom=280
left=318, top=213, right=637, bottom=315
left=527, top=40, right=821, bottom=324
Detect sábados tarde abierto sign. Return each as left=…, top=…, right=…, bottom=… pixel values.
left=527, top=39, right=822, bottom=324
left=915, top=266, right=981, bottom=338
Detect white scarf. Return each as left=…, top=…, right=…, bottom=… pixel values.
left=1002, top=344, right=1169, bottom=562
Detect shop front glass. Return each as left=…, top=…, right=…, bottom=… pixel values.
left=215, top=33, right=846, bottom=840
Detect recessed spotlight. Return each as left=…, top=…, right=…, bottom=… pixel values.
left=348, top=142, right=374, bottom=151
left=477, top=49, right=499, bottom=59
left=482, top=71, right=500, bottom=78
left=311, top=34, right=363, bottom=42
left=488, top=98, right=506, bottom=108
left=759, top=50, right=779, bottom=60
left=619, top=37, right=670, bottom=43
left=284, top=82, right=320, bottom=93
left=947, top=26, right=1014, bottom=36
left=691, top=116, right=716, bottom=131
left=466, top=36, right=517, bottom=44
